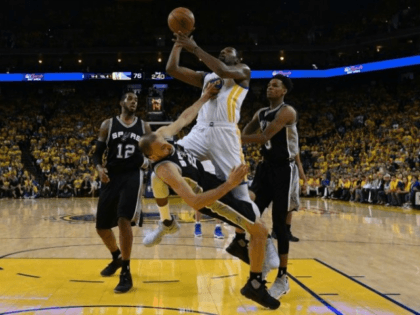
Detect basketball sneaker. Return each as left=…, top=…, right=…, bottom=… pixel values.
left=194, top=222, right=202, bottom=237
left=288, top=232, right=300, bottom=242
left=100, top=258, right=122, bottom=277
left=268, top=274, right=290, bottom=299
left=114, top=271, right=133, bottom=293
left=225, top=238, right=250, bottom=264
left=143, top=216, right=180, bottom=247
left=240, top=278, right=281, bottom=310
left=214, top=225, right=224, bottom=239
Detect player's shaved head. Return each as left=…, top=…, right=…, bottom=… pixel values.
left=139, top=133, right=158, bottom=157
left=140, top=132, right=173, bottom=162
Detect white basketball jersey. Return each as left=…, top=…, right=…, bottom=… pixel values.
left=197, top=73, right=248, bottom=124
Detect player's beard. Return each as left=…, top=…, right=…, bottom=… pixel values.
left=124, top=104, right=136, bottom=115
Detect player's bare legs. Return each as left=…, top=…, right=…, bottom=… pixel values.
left=96, top=228, right=123, bottom=277
left=118, top=218, right=133, bottom=261
left=97, top=229, right=119, bottom=253
left=240, top=219, right=280, bottom=309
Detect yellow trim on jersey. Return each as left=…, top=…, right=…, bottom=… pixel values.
left=231, top=86, right=245, bottom=123
left=236, top=127, right=247, bottom=181
left=227, top=85, right=241, bottom=122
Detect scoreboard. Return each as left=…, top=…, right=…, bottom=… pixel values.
left=0, top=71, right=172, bottom=82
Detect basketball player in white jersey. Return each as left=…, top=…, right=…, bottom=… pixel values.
left=143, top=33, right=278, bottom=271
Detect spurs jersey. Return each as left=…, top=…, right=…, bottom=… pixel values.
left=197, top=72, right=248, bottom=124
left=152, top=144, right=259, bottom=228
left=258, top=103, right=299, bottom=163
left=105, top=116, right=146, bottom=174
left=152, top=145, right=207, bottom=190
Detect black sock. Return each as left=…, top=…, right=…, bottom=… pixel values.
left=122, top=260, right=130, bottom=273
left=278, top=267, right=287, bottom=278
left=111, top=249, right=121, bottom=261
left=250, top=272, right=263, bottom=284
left=234, top=232, right=247, bottom=247
left=286, top=224, right=291, bottom=233
left=235, top=232, right=246, bottom=241
left=162, top=217, right=174, bottom=227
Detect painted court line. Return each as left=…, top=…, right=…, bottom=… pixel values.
left=315, top=259, right=419, bottom=315
left=211, top=274, right=238, bottom=279
left=16, top=273, right=40, bottom=279
left=288, top=273, right=343, bottom=315
left=69, top=280, right=104, bottom=283
left=0, top=305, right=217, bottom=315
left=143, top=280, right=180, bottom=284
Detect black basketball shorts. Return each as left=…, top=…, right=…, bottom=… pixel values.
left=250, top=160, right=300, bottom=216
left=96, top=168, right=144, bottom=229
left=185, top=172, right=259, bottom=232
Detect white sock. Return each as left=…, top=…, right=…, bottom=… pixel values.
left=158, top=204, right=172, bottom=222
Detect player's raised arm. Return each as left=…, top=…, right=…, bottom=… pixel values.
left=166, top=41, right=205, bottom=88
left=155, top=162, right=248, bottom=210
left=241, top=106, right=296, bottom=144
left=174, top=33, right=250, bottom=82
left=156, top=82, right=219, bottom=138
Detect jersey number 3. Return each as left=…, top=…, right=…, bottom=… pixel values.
left=116, top=144, right=135, bottom=159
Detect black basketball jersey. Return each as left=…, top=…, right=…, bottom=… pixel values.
left=152, top=145, right=208, bottom=190
left=258, top=103, right=299, bottom=163
left=105, top=116, right=146, bottom=173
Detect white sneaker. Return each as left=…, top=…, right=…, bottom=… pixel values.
left=268, top=274, right=290, bottom=299
left=262, top=238, right=279, bottom=279
left=143, top=216, right=180, bottom=247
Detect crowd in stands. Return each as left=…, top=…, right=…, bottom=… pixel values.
left=0, top=73, right=419, bottom=209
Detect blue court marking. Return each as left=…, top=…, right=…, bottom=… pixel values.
left=288, top=273, right=343, bottom=315
left=315, top=259, right=420, bottom=315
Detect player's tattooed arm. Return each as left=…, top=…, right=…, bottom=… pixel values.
left=97, top=119, right=111, bottom=142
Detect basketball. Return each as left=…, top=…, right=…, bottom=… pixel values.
left=168, top=7, right=195, bottom=34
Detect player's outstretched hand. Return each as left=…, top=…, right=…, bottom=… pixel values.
left=202, top=82, right=220, bottom=100
left=98, top=166, right=110, bottom=183
left=172, top=31, right=198, bottom=53
left=227, top=164, right=249, bottom=188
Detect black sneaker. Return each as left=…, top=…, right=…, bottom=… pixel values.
left=240, top=278, right=281, bottom=310
left=114, top=271, right=133, bottom=293
left=288, top=233, right=300, bottom=242
left=100, top=258, right=123, bottom=277
left=225, top=238, right=250, bottom=264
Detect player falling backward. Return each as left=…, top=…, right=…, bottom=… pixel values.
left=144, top=31, right=279, bottom=264
left=139, top=82, right=280, bottom=309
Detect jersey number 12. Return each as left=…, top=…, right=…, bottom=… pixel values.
left=116, top=144, right=135, bottom=159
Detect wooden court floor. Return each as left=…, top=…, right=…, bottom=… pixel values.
left=0, top=197, right=419, bottom=314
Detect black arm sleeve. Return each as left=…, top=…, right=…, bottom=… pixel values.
left=92, top=141, right=107, bottom=167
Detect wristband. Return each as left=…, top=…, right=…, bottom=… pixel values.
left=141, top=157, right=151, bottom=170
